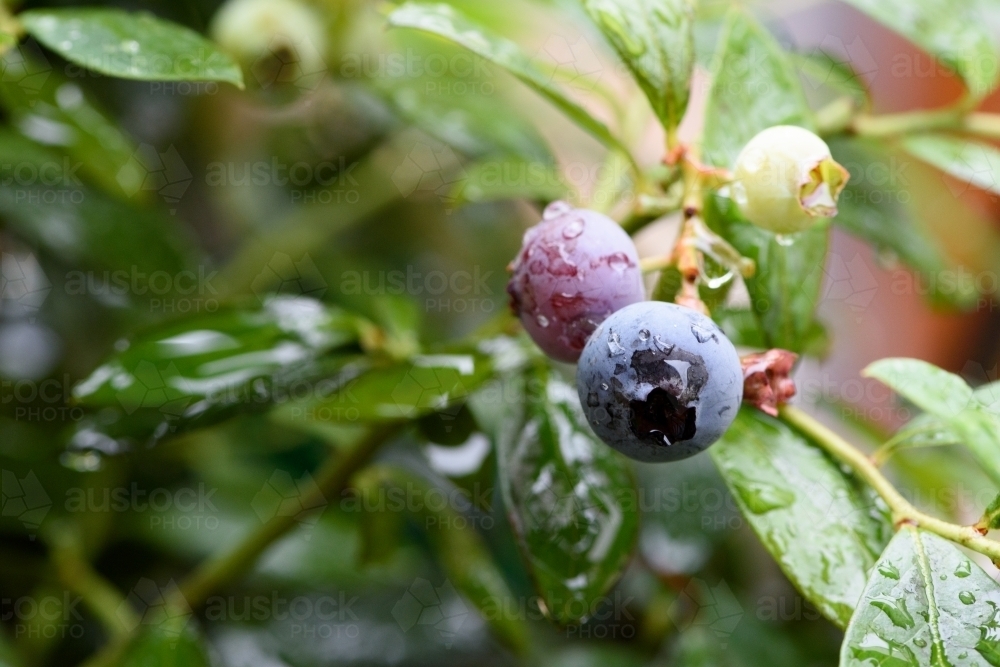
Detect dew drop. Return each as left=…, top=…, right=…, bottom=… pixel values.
left=955, top=560, right=972, bottom=578
left=607, top=330, right=625, bottom=356
left=536, top=314, right=549, bottom=328
left=914, top=638, right=927, bottom=648
left=638, top=329, right=650, bottom=341
left=561, top=220, right=584, bottom=239
left=691, top=324, right=719, bottom=344
left=960, top=591, right=976, bottom=605
left=877, top=562, right=900, bottom=580
left=600, top=383, right=609, bottom=390
left=775, top=233, right=795, bottom=247
left=607, top=252, right=631, bottom=272
left=543, top=200, right=573, bottom=220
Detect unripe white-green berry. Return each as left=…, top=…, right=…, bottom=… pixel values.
left=211, top=0, right=326, bottom=89
left=732, top=125, right=849, bottom=234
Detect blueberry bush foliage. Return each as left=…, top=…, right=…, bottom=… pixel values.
left=3, top=0, right=1000, bottom=665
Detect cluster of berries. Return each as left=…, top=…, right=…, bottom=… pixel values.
left=507, top=126, right=842, bottom=462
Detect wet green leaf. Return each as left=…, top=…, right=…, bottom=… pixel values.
left=831, top=138, right=976, bottom=309
left=300, top=345, right=497, bottom=423
left=876, top=413, right=960, bottom=464
left=0, top=46, right=139, bottom=197
left=73, top=297, right=363, bottom=417
left=839, top=0, right=999, bottom=100
left=358, top=465, right=528, bottom=653
left=498, top=367, right=639, bottom=624
left=712, top=408, right=890, bottom=628
left=20, top=9, right=243, bottom=86
left=387, top=2, right=633, bottom=157
left=581, top=0, right=695, bottom=130
left=904, top=133, right=1000, bottom=197
left=705, top=194, right=828, bottom=353
left=841, top=527, right=1000, bottom=666
left=702, top=8, right=813, bottom=168
left=382, top=81, right=554, bottom=164
left=864, top=358, right=1000, bottom=485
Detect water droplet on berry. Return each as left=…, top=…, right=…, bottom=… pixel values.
left=638, top=329, right=650, bottom=341
left=691, top=325, right=719, bottom=344
left=543, top=200, right=573, bottom=220
left=607, top=331, right=625, bottom=356
left=601, top=383, right=609, bottom=390
left=536, top=314, right=550, bottom=328
left=587, top=392, right=600, bottom=407
left=562, top=220, right=584, bottom=239
left=607, top=252, right=631, bottom=272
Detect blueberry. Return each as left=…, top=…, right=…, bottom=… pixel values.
left=507, top=201, right=645, bottom=363
left=576, top=301, right=743, bottom=462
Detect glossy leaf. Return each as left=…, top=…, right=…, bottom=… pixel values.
left=381, top=81, right=554, bottom=164
left=498, top=368, right=639, bottom=624
left=705, top=194, right=828, bottom=353
left=712, top=408, right=890, bottom=628
left=360, top=465, right=528, bottom=653
left=877, top=413, right=959, bottom=463
left=581, top=0, right=695, bottom=130
left=831, top=138, right=976, bottom=308
left=0, top=44, right=139, bottom=197
left=839, top=0, right=1000, bottom=99
left=387, top=2, right=632, bottom=156
left=702, top=8, right=813, bottom=168
left=20, top=9, right=243, bottom=86
left=74, top=297, right=363, bottom=418
left=303, top=346, right=496, bottom=423
left=864, top=358, right=1000, bottom=485
left=904, top=133, right=1000, bottom=196
left=841, top=527, right=1000, bottom=666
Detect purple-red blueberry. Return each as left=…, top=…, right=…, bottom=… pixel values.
left=507, top=201, right=645, bottom=363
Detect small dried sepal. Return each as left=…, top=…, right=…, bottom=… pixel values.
left=742, top=349, right=798, bottom=417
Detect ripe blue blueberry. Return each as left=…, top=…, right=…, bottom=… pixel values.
left=576, top=301, right=743, bottom=462
left=507, top=201, right=645, bottom=363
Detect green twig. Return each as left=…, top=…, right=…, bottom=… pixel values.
left=781, top=405, right=1000, bottom=564
left=177, top=422, right=401, bottom=607
left=48, top=523, right=134, bottom=641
